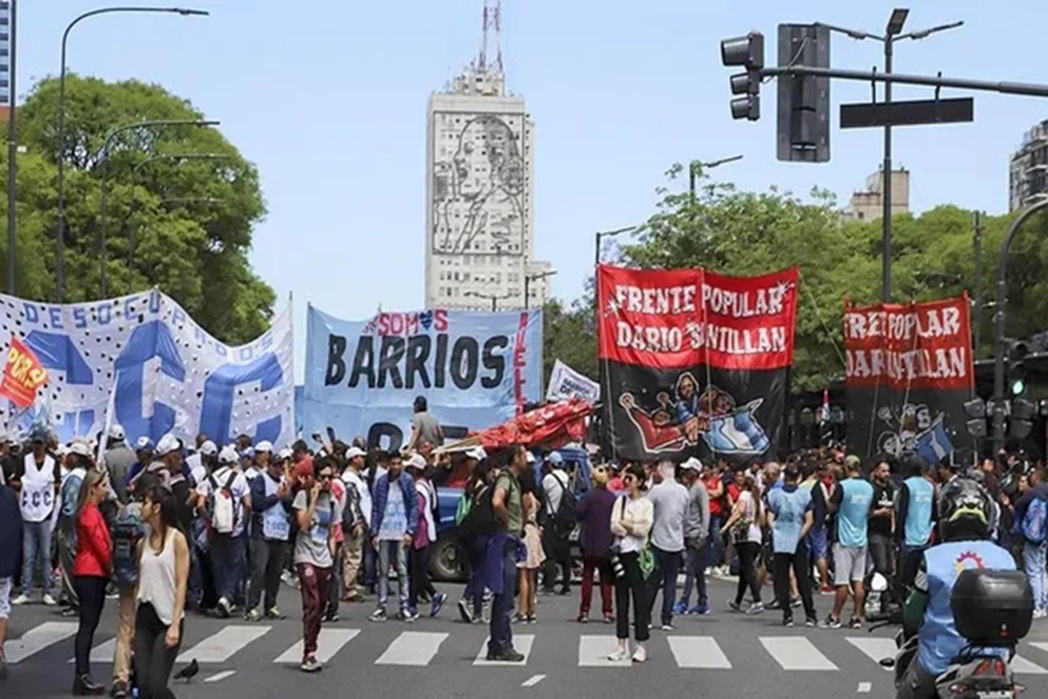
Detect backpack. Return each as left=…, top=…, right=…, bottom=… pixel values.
left=457, top=484, right=496, bottom=542
left=341, top=479, right=359, bottom=531
left=1022, top=497, right=1048, bottom=544
left=209, top=470, right=239, bottom=535
left=545, top=471, right=577, bottom=536
left=111, top=503, right=144, bottom=589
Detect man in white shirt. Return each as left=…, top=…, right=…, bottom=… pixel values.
left=196, top=445, right=251, bottom=617
left=645, top=460, right=689, bottom=630
left=540, top=452, right=573, bottom=595
left=186, top=440, right=217, bottom=487
left=340, top=446, right=370, bottom=603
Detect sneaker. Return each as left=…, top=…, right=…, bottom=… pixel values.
left=577, top=613, right=589, bottom=624
left=689, top=604, right=711, bottom=615
left=109, top=681, right=128, bottom=698
left=791, top=597, right=802, bottom=608
left=369, top=608, right=388, bottom=622
left=403, top=607, right=420, bottom=623
left=244, top=608, right=262, bottom=622
left=849, top=616, right=863, bottom=629
left=783, top=616, right=794, bottom=628
left=819, top=615, right=842, bottom=629
left=11, top=594, right=28, bottom=606
left=819, top=584, right=835, bottom=595
left=607, top=647, right=630, bottom=662
left=487, top=648, right=525, bottom=662
left=631, top=644, right=647, bottom=663
left=513, top=612, right=527, bottom=624
left=300, top=655, right=322, bottom=673
left=660, top=623, right=674, bottom=631
left=323, top=611, right=340, bottom=623
left=457, top=598, right=474, bottom=624
left=805, top=617, right=818, bottom=628
left=672, top=601, right=688, bottom=615
left=42, top=594, right=58, bottom=607
left=216, top=597, right=231, bottom=619
left=747, top=602, right=765, bottom=615
left=603, top=613, right=615, bottom=624
left=728, top=601, right=742, bottom=613
left=265, top=606, right=285, bottom=620
left=1035, top=609, right=1048, bottom=620
left=767, top=598, right=781, bottom=610
left=429, top=592, right=447, bottom=618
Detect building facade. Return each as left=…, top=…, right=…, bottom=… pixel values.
left=841, top=167, right=911, bottom=222
left=1009, top=120, right=1048, bottom=212
left=425, top=67, right=551, bottom=311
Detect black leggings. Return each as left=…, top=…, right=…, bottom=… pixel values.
left=734, top=542, right=762, bottom=606
left=409, top=545, right=437, bottom=608
left=134, top=603, right=182, bottom=699
left=74, top=576, right=107, bottom=677
left=613, top=552, right=651, bottom=642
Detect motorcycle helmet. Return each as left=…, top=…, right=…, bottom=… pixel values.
left=939, top=477, right=992, bottom=542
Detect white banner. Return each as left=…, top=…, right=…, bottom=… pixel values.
left=545, top=359, right=600, bottom=404
left=0, top=290, right=295, bottom=448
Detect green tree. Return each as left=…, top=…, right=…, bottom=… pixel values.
left=543, top=297, right=598, bottom=384
left=0, top=74, right=274, bottom=343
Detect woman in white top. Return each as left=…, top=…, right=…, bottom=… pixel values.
left=720, top=473, right=764, bottom=614
left=607, top=463, right=654, bottom=664
left=134, top=486, right=190, bottom=699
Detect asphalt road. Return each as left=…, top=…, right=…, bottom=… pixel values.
left=5, top=577, right=1048, bottom=699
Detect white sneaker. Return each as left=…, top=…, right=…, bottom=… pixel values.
left=632, top=644, right=647, bottom=663
left=607, top=647, right=630, bottom=662
left=1034, top=609, right=1047, bottom=620
left=11, top=594, right=29, bottom=606
left=42, top=594, right=58, bottom=607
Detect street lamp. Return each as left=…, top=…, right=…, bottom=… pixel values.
left=594, top=226, right=637, bottom=270
left=688, top=154, right=744, bottom=199
left=55, top=5, right=209, bottom=302
left=523, top=269, right=557, bottom=309
left=465, top=290, right=512, bottom=312
left=98, top=119, right=220, bottom=296
left=817, top=11, right=963, bottom=302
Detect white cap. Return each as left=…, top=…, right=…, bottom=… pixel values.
left=525, top=451, right=536, bottom=464
left=155, top=434, right=182, bottom=457
left=255, top=440, right=273, bottom=453
left=69, top=441, right=92, bottom=458
left=135, top=436, right=155, bottom=451
left=405, top=454, right=427, bottom=470
left=277, top=447, right=293, bottom=461
left=108, top=424, right=126, bottom=440
left=56, top=444, right=70, bottom=457
left=466, top=446, right=487, bottom=461
left=345, top=446, right=367, bottom=460
left=199, top=440, right=218, bottom=457
left=681, top=457, right=703, bottom=472
left=218, top=445, right=239, bottom=464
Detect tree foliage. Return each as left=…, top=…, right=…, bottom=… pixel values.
left=0, top=75, right=275, bottom=343
left=544, top=163, right=1048, bottom=393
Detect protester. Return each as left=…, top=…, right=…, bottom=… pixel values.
left=516, top=453, right=544, bottom=624
left=822, top=455, right=874, bottom=629
left=540, top=451, right=573, bottom=596
left=196, top=445, right=250, bottom=618
left=56, top=443, right=91, bottom=616
left=766, top=463, right=817, bottom=627
left=608, top=463, right=654, bottom=663
left=368, top=451, right=418, bottom=623
left=339, top=446, right=370, bottom=603
left=13, top=430, right=60, bottom=607
left=108, top=478, right=148, bottom=699
left=292, top=456, right=338, bottom=672
left=0, top=469, right=22, bottom=679
left=456, top=451, right=493, bottom=624
left=72, top=469, right=112, bottom=695
left=246, top=442, right=293, bottom=622
left=575, top=464, right=616, bottom=624
left=485, top=445, right=526, bottom=662
left=406, top=454, right=445, bottom=618
left=677, top=457, right=711, bottom=616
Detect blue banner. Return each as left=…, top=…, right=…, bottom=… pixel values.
left=301, top=306, right=543, bottom=450
left=0, top=290, right=295, bottom=448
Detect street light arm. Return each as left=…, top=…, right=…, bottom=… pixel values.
left=900, top=20, right=963, bottom=41
left=814, top=22, right=882, bottom=42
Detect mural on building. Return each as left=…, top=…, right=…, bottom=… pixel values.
left=431, top=113, right=525, bottom=256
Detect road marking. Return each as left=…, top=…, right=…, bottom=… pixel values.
left=1031, top=642, right=1048, bottom=654
left=67, top=638, right=116, bottom=664
left=845, top=637, right=895, bottom=671
left=578, top=635, right=630, bottom=667
left=857, top=682, right=872, bottom=693
left=474, top=635, right=534, bottom=666
left=205, top=670, right=236, bottom=683
left=667, top=636, right=732, bottom=668
left=7, top=622, right=78, bottom=664
left=375, top=631, right=448, bottom=666
left=521, top=674, right=545, bottom=687
left=273, top=628, right=360, bottom=664
left=760, top=636, right=838, bottom=671
left=1011, top=654, right=1048, bottom=674
left=176, top=625, right=271, bottom=663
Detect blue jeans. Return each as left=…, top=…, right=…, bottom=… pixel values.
left=377, top=540, right=409, bottom=610
left=707, top=515, right=723, bottom=568
left=464, top=537, right=488, bottom=617
left=211, top=533, right=243, bottom=603
left=21, top=520, right=53, bottom=597
left=488, top=539, right=517, bottom=655
left=646, top=546, right=682, bottom=626
left=1024, top=541, right=1048, bottom=612
left=680, top=537, right=708, bottom=607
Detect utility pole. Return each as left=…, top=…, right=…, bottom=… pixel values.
left=972, top=210, right=984, bottom=356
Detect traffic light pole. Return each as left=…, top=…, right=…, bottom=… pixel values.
left=992, top=198, right=1048, bottom=452
left=882, top=36, right=894, bottom=303
left=759, top=64, right=1048, bottom=98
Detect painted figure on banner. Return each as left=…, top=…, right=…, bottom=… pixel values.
left=874, top=403, right=955, bottom=465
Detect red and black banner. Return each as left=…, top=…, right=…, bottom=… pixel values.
left=844, top=296, right=974, bottom=463
left=597, top=264, right=799, bottom=461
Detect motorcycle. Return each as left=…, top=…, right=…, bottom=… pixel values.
left=869, top=569, right=1032, bottom=698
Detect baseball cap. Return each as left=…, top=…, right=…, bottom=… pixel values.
left=547, top=451, right=564, bottom=467
left=277, top=447, right=294, bottom=461
left=255, top=440, right=273, bottom=453
left=69, top=441, right=92, bottom=458
left=681, top=457, right=703, bottom=472
left=466, top=446, right=487, bottom=461
left=135, top=436, right=155, bottom=452
left=525, top=451, right=536, bottom=465
left=199, top=440, right=218, bottom=457
left=55, top=444, right=70, bottom=457
left=345, top=446, right=367, bottom=460
left=155, top=434, right=182, bottom=457
left=218, top=445, right=239, bottom=465
left=405, top=454, right=427, bottom=470
left=108, top=424, right=126, bottom=440
left=844, top=454, right=862, bottom=470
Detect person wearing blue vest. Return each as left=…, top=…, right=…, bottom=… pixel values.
left=896, top=478, right=1014, bottom=699
left=246, top=447, right=294, bottom=622
left=895, top=457, right=938, bottom=593
left=821, top=456, right=874, bottom=629
left=766, top=463, right=817, bottom=627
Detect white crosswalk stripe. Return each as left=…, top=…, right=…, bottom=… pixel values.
left=667, top=636, right=732, bottom=669
left=1010, top=655, right=1048, bottom=675
left=273, top=628, right=360, bottom=664
left=760, top=636, right=838, bottom=671
left=66, top=638, right=115, bottom=664
left=844, top=637, right=895, bottom=671
left=374, top=631, right=448, bottom=666
left=474, top=635, right=535, bottom=666
left=7, top=621, right=78, bottom=664
left=176, top=625, right=272, bottom=663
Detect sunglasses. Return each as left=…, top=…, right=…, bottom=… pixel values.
left=318, top=473, right=333, bottom=481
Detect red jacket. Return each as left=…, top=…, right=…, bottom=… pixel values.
left=74, top=502, right=112, bottom=578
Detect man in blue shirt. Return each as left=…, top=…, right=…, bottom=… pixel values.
left=821, top=456, right=873, bottom=629
left=895, top=457, right=938, bottom=595
left=766, top=464, right=816, bottom=627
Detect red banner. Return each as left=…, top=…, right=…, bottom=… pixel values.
left=844, top=296, right=973, bottom=390
left=597, top=265, right=799, bottom=371
left=0, top=337, right=48, bottom=408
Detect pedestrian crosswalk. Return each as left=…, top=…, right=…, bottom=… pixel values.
left=9, top=620, right=1048, bottom=677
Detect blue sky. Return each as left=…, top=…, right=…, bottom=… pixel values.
left=23, top=2, right=1048, bottom=377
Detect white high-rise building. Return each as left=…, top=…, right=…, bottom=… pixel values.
left=425, top=2, right=551, bottom=311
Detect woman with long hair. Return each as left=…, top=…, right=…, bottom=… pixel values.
left=134, top=486, right=190, bottom=699
left=72, top=469, right=111, bottom=695
left=516, top=454, right=544, bottom=624
left=608, top=463, right=654, bottom=663
left=721, top=473, right=764, bottom=614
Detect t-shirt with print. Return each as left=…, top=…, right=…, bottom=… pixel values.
left=378, top=480, right=408, bottom=541
left=293, top=489, right=336, bottom=568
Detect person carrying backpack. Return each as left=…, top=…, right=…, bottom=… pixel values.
left=195, top=446, right=250, bottom=618
left=540, top=452, right=575, bottom=595
left=456, top=450, right=495, bottom=623
left=108, top=496, right=147, bottom=698
left=1013, top=467, right=1048, bottom=618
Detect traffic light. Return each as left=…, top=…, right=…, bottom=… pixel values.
left=1008, top=341, right=1029, bottom=397
left=963, top=397, right=987, bottom=438
left=776, top=24, right=831, bottom=163
left=721, top=32, right=764, bottom=121
left=1010, top=397, right=1034, bottom=440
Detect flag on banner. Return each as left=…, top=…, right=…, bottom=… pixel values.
left=0, top=337, right=49, bottom=409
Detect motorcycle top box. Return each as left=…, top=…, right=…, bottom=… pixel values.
left=951, top=569, right=1034, bottom=646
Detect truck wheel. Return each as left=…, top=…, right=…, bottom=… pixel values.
left=431, top=535, right=468, bottom=582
